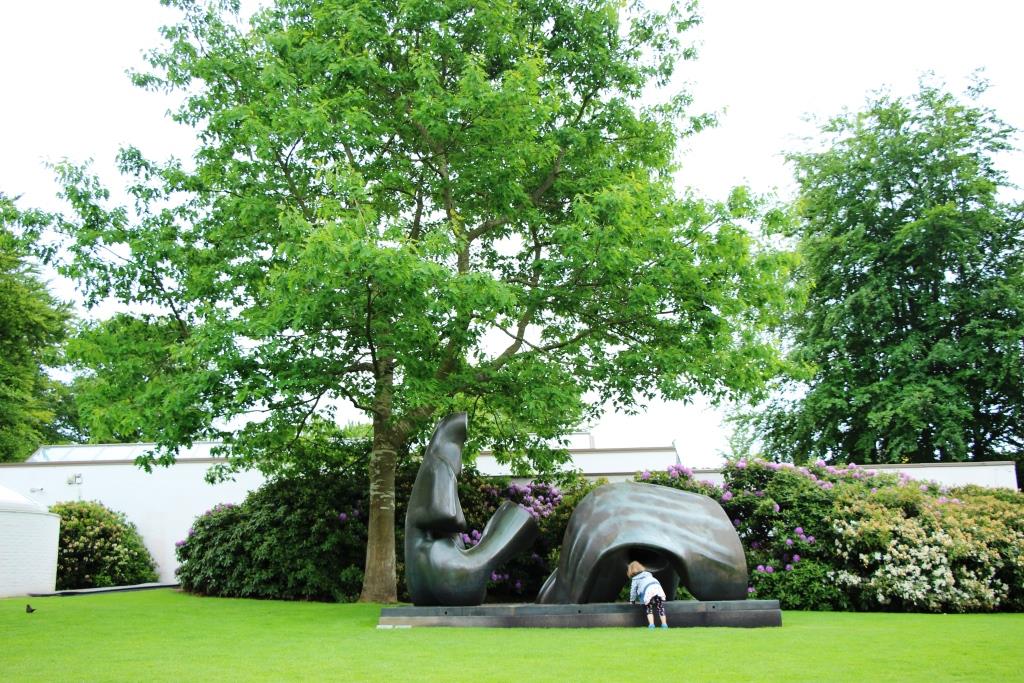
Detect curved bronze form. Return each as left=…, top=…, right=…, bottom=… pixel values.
left=537, top=481, right=748, bottom=604
left=405, top=413, right=539, bottom=606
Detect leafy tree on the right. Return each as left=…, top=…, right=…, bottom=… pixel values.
left=754, top=80, right=1024, bottom=465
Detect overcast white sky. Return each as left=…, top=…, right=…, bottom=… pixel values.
left=1, top=1, right=1022, bottom=466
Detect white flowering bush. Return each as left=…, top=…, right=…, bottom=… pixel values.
left=832, top=511, right=1001, bottom=612
left=831, top=483, right=1024, bottom=612
left=50, top=500, right=158, bottom=590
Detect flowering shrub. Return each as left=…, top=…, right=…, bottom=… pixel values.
left=459, top=474, right=597, bottom=599
left=830, top=486, right=1024, bottom=612
left=50, top=500, right=157, bottom=590
left=636, top=459, right=1024, bottom=612
left=175, top=471, right=370, bottom=601
left=175, top=435, right=595, bottom=602
left=177, top=434, right=1023, bottom=611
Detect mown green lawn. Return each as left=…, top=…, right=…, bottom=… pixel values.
left=2, top=589, right=1021, bottom=682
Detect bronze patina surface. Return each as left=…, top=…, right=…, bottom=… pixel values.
left=537, top=481, right=748, bottom=603
left=406, top=415, right=748, bottom=608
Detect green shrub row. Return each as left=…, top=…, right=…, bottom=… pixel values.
left=175, top=442, right=1023, bottom=612
left=174, top=438, right=597, bottom=602
left=175, top=450, right=372, bottom=601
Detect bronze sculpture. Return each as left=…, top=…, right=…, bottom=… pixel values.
left=536, top=481, right=748, bottom=603
left=405, top=414, right=748, bottom=607
left=404, top=413, right=538, bottom=606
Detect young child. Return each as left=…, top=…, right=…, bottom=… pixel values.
left=627, top=561, right=668, bottom=629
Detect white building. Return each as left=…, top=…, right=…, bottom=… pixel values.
left=0, top=441, right=1017, bottom=587
left=1, top=443, right=263, bottom=586
left=0, top=483, right=60, bottom=598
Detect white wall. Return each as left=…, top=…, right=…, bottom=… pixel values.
left=0, top=461, right=264, bottom=583
left=475, top=447, right=680, bottom=478
left=493, top=450, right=1018, bottom=490
left=866, top=461, right=1018, bottom=489
left=0, top=455, right=1016, bottom=586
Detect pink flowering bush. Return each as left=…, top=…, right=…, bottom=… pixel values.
left=635, top=459, right=1024, bottom=612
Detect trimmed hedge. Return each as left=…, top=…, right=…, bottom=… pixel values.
left=50, top=500, right=157, bottom=590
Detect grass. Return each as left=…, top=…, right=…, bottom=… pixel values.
left=2, top=589, right=1022, bottom=682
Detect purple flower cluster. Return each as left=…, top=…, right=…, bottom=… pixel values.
left=459, top=529, right=483, bottom=547
left=794, top=526, right=816, bottom=544
left=505, top=482, right=563, bottom=520
left=756, top=460, right=879, bottom=484
left=756, top=554, right=801, bottom=574
left=666, top=463, right=694, bottom=479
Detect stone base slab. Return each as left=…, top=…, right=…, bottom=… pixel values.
left=378, top=600, right=781, bottom=628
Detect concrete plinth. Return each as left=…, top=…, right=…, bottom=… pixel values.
left=378, top=600, right=781, bottom=628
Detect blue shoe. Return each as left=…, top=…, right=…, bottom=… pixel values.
left=661, top=624, right=669, bottom=629
left=647, top=624, right=655, bottom=629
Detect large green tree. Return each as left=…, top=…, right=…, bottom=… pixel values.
left=0, top=195, right=73, bottom=461
left=53, top=0, right=794, bottom=601
left=754, top=81, right=1024, bottom=465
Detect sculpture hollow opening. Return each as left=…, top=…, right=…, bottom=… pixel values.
left=628, top=547, right=671, bottom=574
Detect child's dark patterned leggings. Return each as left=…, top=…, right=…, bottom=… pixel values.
left=645, top=595, right=665, bottom=617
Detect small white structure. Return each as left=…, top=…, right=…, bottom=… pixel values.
left=0, top=483, right=60, bottom=598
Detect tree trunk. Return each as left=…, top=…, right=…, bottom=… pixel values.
left=359, top=415, right=400, bottom=603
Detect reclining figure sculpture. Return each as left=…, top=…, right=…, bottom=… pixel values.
left=405, top=414, right=748, bottom=606
left=405, top=413, right=538, bottom=606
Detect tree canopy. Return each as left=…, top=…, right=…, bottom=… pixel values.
left=0, top=195, right=73, bottom=461
left=52, top=0, right=795, bottom=601
left=753, top=81, right=1024, bottom=465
